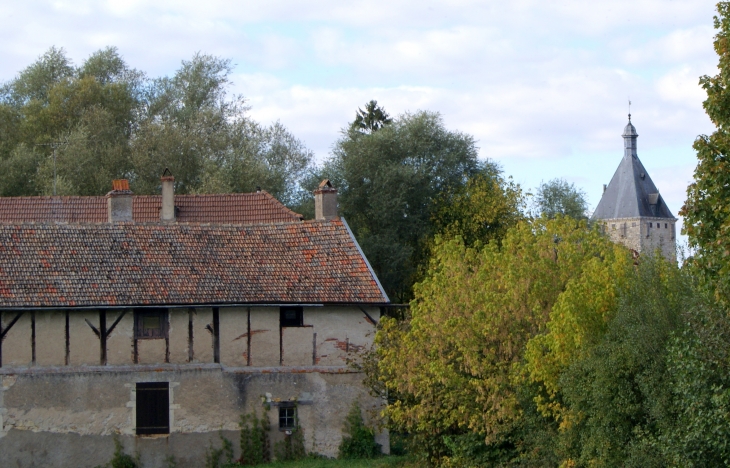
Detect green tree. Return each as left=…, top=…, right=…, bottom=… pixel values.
left=375, top=217, right=631, bottom=463
left=351, top=100, right=392, bottom=134
left=682, top=2, right=730, bottom=301
left=533, top=178, right=588, bottom=219
left=317, top=110, right=486, bottom=301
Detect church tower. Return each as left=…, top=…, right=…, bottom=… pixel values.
left=591, top=116, right=677, bottom=260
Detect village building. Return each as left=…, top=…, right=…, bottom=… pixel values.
left=592, top=116, right=677, bottom=260
left=0, top=176, right=390, bottom=467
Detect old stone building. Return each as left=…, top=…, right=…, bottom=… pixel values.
left=0, top=177, right=390, bottom=467
left=592, top=116, right=677, bottom=260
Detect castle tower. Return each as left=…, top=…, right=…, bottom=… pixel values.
left=592, top=116, right=677, bottom=260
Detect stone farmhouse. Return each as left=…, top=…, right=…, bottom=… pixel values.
left=0, top=176, right=390, bottom=466
left=592, top=116, right=677, bottom=260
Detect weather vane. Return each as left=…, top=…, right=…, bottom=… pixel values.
left=628, top=99, right=632, bottom=121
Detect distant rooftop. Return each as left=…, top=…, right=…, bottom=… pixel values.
left=0, top=191, right=303, bottom=225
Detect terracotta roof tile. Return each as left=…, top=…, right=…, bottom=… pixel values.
left=0, top=220, right=387, bottom=308
left=0, top=192, right=302, bottom=225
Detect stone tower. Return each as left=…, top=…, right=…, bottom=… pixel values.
left=592, top=116, right=677, bottom=260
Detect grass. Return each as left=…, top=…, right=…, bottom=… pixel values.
left=250, top=455, right=410, bottom=468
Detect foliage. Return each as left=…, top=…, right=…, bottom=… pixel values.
left=274, top=426, right=306, bottom=462
left=350, top=100, right=392, bottom=134
left=681, top=2, right=730, bottom=302
left=338, top=402, right=381, bottom=459
left=205, top=433, right=235, bottom=468
left=532, top=178, right=587, bottom=219
left=96, top=437, right=139, bottom=468
left=375, top=216, right=631, bottom=463
left=240, top=410, right=271, bottom=465
left=0, top=47, right=313, bottom=202
left=314, top=109, right=497, bottom=301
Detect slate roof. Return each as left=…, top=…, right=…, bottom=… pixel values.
left=592, top=120, right=675, bottom=220
left=0, top=192, right=302, bottom=225
left=0, top=220, right=389, bottom=308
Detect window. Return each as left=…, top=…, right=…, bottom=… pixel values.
left=280, top=307, right=303, bottom=327
left=611, top=224, right=616, bottom=230
left=135, top=309, right=168, bottom=339
left=649, top=222, right=653, bottom=228
left=665, top=223, right=668, bottom=228
left=279, top=404, right=296, bottom=430
left=136, top=382, right=169, bottom=435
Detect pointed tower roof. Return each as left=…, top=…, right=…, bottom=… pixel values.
left=592, top=116, right=675, bottom=220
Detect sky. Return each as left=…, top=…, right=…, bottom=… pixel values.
left=0, top=0, right=719, bottom=243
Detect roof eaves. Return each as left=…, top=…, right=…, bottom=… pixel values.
left=341, top=217, right=390, bottom=303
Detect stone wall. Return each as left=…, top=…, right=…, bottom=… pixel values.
left=0, top=367, right=387, bottom=466
left=603, top=217, right=676, bottom=260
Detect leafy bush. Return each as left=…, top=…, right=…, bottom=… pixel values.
left=239, top=410, right=271, bottom=465
left=338, top=402, right=381, bottom=459
left=274, top=425, right=306, bottom=462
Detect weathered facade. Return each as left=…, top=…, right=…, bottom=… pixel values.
left=0, top=177, right=390, bottom=467
left=592, top=117, right=677, bottom=260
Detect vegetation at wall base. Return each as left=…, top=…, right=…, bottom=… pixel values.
left=338, top=402, right=382, bottom=459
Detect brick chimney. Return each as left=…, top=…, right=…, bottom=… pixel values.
left=107, top=179, right=133, bottom=223
left=314, top=179, right=338, bottom=221
left=160, top=168, right=176, bottom=223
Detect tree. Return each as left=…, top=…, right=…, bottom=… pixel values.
left=682, top=2, right=730, bottom=301
left=317, top=110, right=488, bottom=301
left=532, top=178, right=588, bottom=219
left=375, top=217, right=632, bottom=463
left=0, top=48, right=314, bottom=202
left=350, top=100, right=392, bottom=134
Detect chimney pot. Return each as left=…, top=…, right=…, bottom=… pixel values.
left=314, top=179, right=338, bottom=221
left=107, top=179, right=133, bottom=223
left=160, top=169, right=176, bottom=223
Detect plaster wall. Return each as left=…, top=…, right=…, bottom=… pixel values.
left=168, top=308, right=189, bottom=364
left=34, top=311, right=66, bottom=367
left=307, top=306, right=379, bottom=366
left=249, top=307, right=279, bottom=367
left=220, top=307, right=249, bottom=367
left=106, top=311, right=133, bottom=365
left=191, top=307, right=214, bottom=364
left=1, top=312, right=31, bottom=367
left=69, top=311, right=102, bottom=366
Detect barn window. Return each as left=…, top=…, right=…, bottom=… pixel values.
left=280, top=307, right=303, bottom=327
left=136, top=382, right=169, bottom=435
left=279, top=403, right=297, bottom=430
left=135, top=309, right=168, bottom=339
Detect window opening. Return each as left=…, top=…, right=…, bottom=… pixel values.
left=665, top=223, right=668, bottom=228
left=136, top=382, right=169, bottom=435
left=135, top=309, right=168, bottom=339
left=279, top=404, right=296, bottom=430
left=649, top=222, right=653, bottom=228
left=280, top=307, right=303, bottom=327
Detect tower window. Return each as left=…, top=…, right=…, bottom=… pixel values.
left=611, top=224, right=616, bottom=230
left=136, top=382, right=169, bottom=435
left=649, top=222, right=653, bottom=228
left=665, top=223, right=668, bottom=228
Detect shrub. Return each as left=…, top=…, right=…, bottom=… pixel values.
left=338, top=402, right=381, bottom=459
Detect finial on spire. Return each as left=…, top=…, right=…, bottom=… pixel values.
left=628, top=99, right=631, bottom=122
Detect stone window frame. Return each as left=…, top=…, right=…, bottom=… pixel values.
left=135, top=381, right=170, bottom=435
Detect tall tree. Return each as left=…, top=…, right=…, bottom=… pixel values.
left=350, top=100, right=392, bottom=134
left=682, top=2, right=730, bottom=300
left=532, top=178, right=588, bottom=219
left=318, top=110, right=487, bottom=301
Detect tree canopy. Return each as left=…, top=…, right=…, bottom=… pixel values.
left=311, top=108, right=521, bottom=301
left=0, top=47, right=313, bottom=203
left=532, top=177, right=588, bottom=219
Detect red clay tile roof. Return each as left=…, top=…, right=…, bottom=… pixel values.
left=0, top=192, right=302, bottom=225
left=0, top=220, right=388, bottom=308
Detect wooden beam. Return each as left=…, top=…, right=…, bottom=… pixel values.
left=0, top=311, right=24, bottom=368
left=105, top=310, right=126, bottom=338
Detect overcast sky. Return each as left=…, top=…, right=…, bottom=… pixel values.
left=0, top=0, right=719, bottom=240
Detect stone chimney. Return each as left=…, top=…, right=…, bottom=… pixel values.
left=107, top=179, right=133, bottom=223
left=314, top=179, right=338, bottom=221
left=160, top=168, right=176, bottom=223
